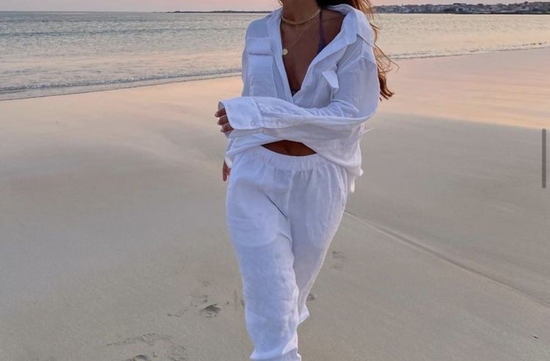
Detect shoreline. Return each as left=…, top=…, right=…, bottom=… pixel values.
left=2, top=45, right=549, bottom=103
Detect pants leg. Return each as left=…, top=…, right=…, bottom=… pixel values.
left=226, top=147, right=301, bottom=361
left=225, top=146, right=350, bottom=361
left=289, top=161, right=350, bottom=325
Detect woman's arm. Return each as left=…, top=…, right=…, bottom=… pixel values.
left=218, top=37, right=380, bottom=142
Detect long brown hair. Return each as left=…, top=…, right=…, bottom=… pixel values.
left=279, top=0, right=395, bottom=100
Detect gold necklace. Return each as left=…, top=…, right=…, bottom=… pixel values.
left=281, top=7, right=321, bottom=25
left=281, top=8, right=321, bottom=56
left=282, top=19, right=315, bottom=56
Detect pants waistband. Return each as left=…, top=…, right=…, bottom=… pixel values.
left=242, top=145, right=330, bottom=172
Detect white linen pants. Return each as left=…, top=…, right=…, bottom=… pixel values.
left=225, top=145, right=350, bottom=361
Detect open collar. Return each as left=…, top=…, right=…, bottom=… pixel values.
left=265, top=4, right=371, bottom=102
left=266, top=3, right=371, bottom=62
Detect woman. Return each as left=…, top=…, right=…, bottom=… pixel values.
left=215, top=0, right=394, bottom=360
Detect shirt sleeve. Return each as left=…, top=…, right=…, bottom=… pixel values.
left=218, top=38, right=380, bottom=142
left=223, top=44, right=249, bottom=139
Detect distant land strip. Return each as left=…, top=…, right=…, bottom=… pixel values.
left=169, top=1, right=550, bottom=15
left=169, top=11, right=271, bottom=13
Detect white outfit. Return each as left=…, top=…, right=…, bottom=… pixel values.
left=226, top=145, right=350, bottom=361
left=219, top=3, right=380, bottom=194
left=220, top=4, right=380, bottom=361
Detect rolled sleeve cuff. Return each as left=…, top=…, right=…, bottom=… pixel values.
left=218, top=97, right=262, bottom=130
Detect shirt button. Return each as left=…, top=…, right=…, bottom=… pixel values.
left=250, top=120, right=256, bottom=126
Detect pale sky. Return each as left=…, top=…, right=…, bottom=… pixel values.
left=0, top=0, right=506, bottom=12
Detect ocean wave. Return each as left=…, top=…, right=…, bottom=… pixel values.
left=0, top=68, right=242, bottom=101
left=3, top=43, right=548, bottom=101
left=390, top=41, right=549, bottom=60
left=0, top=27, right=245, bottom=38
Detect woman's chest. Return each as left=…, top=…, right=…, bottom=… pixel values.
left=243, top=36, right=343, bottom=106
left=282, top=46, right=318, bottom=95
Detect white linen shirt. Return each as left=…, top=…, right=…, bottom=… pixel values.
left=218, top=3, right=381, bottom=193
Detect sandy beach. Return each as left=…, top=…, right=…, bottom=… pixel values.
left=1, top=47, right=549, bottom=361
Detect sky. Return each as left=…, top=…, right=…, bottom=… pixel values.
left=0, top=0, right=511, bottom=12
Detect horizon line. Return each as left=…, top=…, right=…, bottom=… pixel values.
left=0, top=2, right=539, bottom=13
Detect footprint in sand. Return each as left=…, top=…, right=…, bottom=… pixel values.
left=233, top=289, right=246, bottom=309
left=200, top=304, right=222, bottom=318
left=124, top=355, right=150, bottom=361
left=167, top=308, right=188, bottom=317
left=330, top=251, right=346, bottom=270
left=170, top=293, right=214, bottom=317
left=106, top=333, right=186, bottom=361
left=233, top=289, right=240, bottom=311
left=190, top=294, right=209, bottom=307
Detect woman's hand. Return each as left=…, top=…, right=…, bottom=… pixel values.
left=217, top=107, right=233, bottom=182
left=215, top=107, right=234, bottom=135
left=222, top=160, right=231, bottom=181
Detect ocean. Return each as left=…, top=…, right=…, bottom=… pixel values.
left=1, top=11, right=549, bottom=101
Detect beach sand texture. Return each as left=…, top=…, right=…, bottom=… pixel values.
left=0, top=47, right=549, bottom=361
